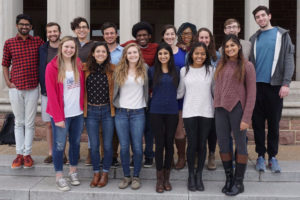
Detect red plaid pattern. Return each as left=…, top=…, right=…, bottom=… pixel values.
left=2, top=35, right=44, bottom=90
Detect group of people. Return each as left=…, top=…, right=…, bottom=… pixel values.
left=2, top=5, right=295, bottom=196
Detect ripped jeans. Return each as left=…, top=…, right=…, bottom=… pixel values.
left=51, top=114, right=83, bottom=172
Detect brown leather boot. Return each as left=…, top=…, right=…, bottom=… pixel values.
left=175, top=138, right=186, bottom=170
left=156, top=170, right=164, bottom=193
left=163, top=169, right=172, bottom=191
left=90, top=172, right=101, bottom=188
left=97, top=172, right=108, bottom=187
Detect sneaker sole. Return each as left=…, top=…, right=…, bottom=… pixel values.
left=85, top=163, right=92, bottom=166
left=56, top=185, right=71, bottom=192
left=11, top=166, right=22, bottom=169
left=143, top=165, right=152, bottom=168
left=24, top=165, right=34, bottom=169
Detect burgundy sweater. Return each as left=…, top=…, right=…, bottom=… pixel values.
left=214, top=60, right=256, bottom=124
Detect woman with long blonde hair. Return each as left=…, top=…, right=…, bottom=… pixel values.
left=46, top=36, right=85, bottom=191
left=113, top=43, right=148, bottom=190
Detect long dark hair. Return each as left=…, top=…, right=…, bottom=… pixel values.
left=153, top=42, right=178, bottom=88
left=86, top=42, right=111, bottom=73
left=186, top=42, right=211, bottom=76
left=215, top=34, right=245, bottom=82
left=197, top=27, right=217, bottom=61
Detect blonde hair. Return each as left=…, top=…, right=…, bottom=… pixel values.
left=114, top=43, right=147, bottom=86
left=57, top=36, right=79, bottom=83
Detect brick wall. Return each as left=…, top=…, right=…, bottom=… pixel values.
left=0, top=113, right=299, bottom=145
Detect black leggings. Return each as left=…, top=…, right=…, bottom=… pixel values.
left=207, top=118, right=217, bottom=153
left=184, top=117, right=212, bottom=173
left=150, top=113, right=178, bottom=171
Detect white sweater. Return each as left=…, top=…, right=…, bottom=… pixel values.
left=177, top=66, right=214, bottom=118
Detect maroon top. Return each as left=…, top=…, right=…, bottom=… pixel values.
left=2, top=35, right=44, bottom=90
left=214, top=60, right=256, bottom=124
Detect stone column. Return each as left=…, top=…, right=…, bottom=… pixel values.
left=174, top=0, right=213, bottom=32
left=296, top=0, right=300, bottom=80
left=244, top=0, right=269, bottom=40
left=119, top=0, right=140, bottom=44
left=0, top=0, right=23, bottom=98
left=47, top=0, right=90, bottom=38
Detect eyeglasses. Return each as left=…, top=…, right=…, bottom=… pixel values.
left=18, top=23, right=31, bottom=27
left=225, top=25, right=239, bottom=30
left=75, top=26, right=88, bottom=30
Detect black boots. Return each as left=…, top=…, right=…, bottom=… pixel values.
left=222, top=160, right=233, bottom=193
left=195, top=170, right=204, bottom=191
left=226, top=163, right=246, bottom=196
left=188, top=172, right=196, bottom=191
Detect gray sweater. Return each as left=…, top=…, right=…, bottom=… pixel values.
left=249, top=26, right=295, bottom=86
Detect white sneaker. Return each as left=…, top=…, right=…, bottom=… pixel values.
left=56, top=177, right=70, bottom=191
left=68, top=172, right=80, bottom=186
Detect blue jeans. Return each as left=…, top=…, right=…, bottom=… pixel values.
left=85, top=105, right=114, bottom=172
left=115, top=108, right=145, bottom=177
left=144, top=111, right=154, bottom=159
left=51, top=114, right=83, bottom=172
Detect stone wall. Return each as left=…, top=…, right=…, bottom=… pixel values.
left=0, top=113, right=299, bottom=145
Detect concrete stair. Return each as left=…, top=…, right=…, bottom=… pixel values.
left=0, top=155, right=300, bottom=199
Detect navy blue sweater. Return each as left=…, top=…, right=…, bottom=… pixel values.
left=148, top=66, right=179, bottom=114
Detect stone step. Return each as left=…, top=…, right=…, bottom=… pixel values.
left=1, top=155, right=300, bottom=182
left=0, top=175, right=300, bottom=200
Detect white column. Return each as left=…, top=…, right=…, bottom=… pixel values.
left=119, top=0, right=140, bottom=44
left=296, top=0, right=300, bottom=80
left=174, top=0, right=213, bottom=32
left=244, top=0, right=269, bottom=40
left=47, top=0, right=90, bottom=38
left=0, top=0, right=23, bottom=98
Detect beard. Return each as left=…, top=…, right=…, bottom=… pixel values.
left=18, top=28, right=30, bottom=36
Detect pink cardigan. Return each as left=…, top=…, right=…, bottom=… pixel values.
left=45, top=56, right=85, bottom=123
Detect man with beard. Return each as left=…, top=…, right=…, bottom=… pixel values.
left=249, top=5, right=295, bottom=173
left=39, top=22, right=61, bottom=164
left=2, top=14, right=44, bottom=169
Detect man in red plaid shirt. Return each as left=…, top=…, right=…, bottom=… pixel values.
left=2, top=14, right=44, bottom=169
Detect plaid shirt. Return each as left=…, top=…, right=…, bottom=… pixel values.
left=2, top=34, right=44, bottom=90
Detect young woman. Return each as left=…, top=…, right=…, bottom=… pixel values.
left=83, top=42, right=115, bottom=188
left=177, top=42, right=214, bottom=192
left=176, top=22, right=197, bottom=52
left=197, top=27, right=221, bottom=170
left=149, top=43, right=179, bottom=193
left=161, top=24, right=187, bottom=170
left=46, top=36, right=84, bottom=191
left=113, top=43, right=148, bottom=190
left=214, top=34, right=256, bottom=196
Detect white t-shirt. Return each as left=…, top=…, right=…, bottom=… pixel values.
left=119, top=75, right=146, bottom=109
left=177, top=66, right=214, bottom=118
left=63, top=71, right=83, bottom=118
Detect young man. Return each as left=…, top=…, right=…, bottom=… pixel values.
left=121, top=21, right=158, bottom=167
left=2, top=14, right=44, bottom=169
left=101, top=22, right=123, bottom=65
left=100, top=22, right=123, bottom=167
left=249, top=5, right=295, bottom=173
left=221, top=18, right=251, bottom=59
left=121, top=21, right=158, bottom=66
left=71, top=17, right=94, bottom=63
left=70, top=17, right=95, bottom=165
left=39, top=22, right=62, bottom=164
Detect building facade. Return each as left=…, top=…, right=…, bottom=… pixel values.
left=0, top=0, right=299, bottom=98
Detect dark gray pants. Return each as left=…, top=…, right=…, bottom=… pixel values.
left=215, top=103, right=247, bottom=155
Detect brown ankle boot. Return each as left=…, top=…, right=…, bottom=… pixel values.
left=175, top=138, right=186, bottom=170
left=97, top=172, right=108, bottom=187
left=85, top=149, right=92, bottom=166
left=163, top=169, right=172, bottom=191
left=90, top=172, right=101, bottom=188
left=156, top=170, right=164, bottom=193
